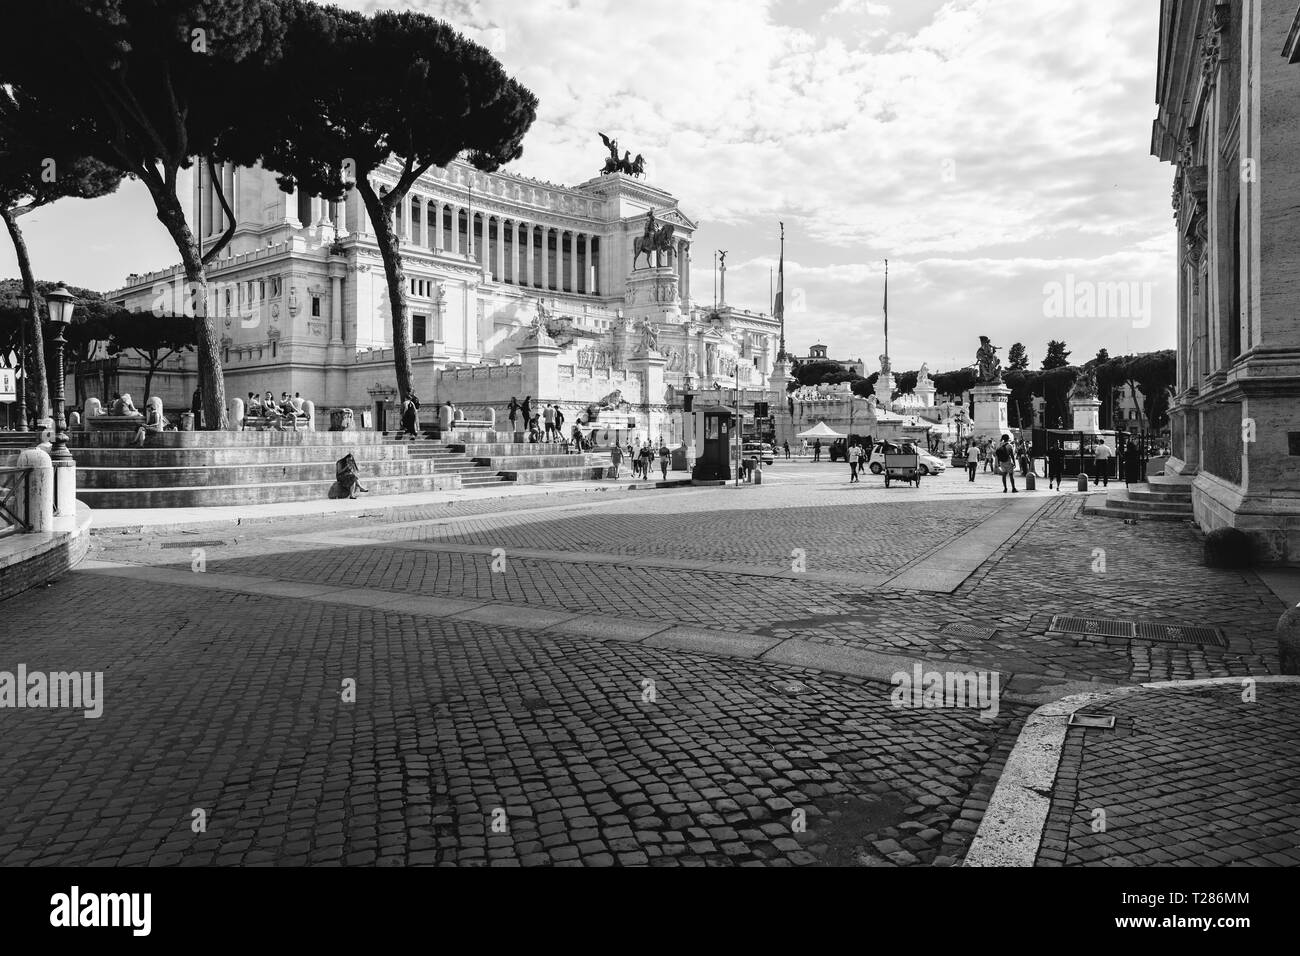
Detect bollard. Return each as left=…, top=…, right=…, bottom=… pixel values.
left=1025, top=472, right=1036, bottom=491
left=15, top=447, right=54, bottom=533
left=230, top=398, right=245, bottom=431
left=1077, top=472, right=1089, bottom=492
left=51, top=459, right=76, bottom=528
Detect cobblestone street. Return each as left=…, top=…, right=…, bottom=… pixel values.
left=1, top=466, right=1294, bottom=866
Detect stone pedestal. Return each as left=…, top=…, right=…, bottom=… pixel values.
left=1069, top=397, right=1102, bottom=434
left=624, top=266, right=681, bottom=325
left=628, top=350, right=667, bottom=444
left=914, top=381, right=936, bottom=408
left=329, top=407, right=354, bottom=431
left=971, top=382, right=1011, bottom=440
left=874, top=372, right=896, bottom=408
left=518, top=333, right=562, bottom=401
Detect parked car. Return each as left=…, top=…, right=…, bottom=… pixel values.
left=742, top=441, right=774, bottom=465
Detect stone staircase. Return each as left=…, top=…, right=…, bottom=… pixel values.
left=392, top=438, right=613, bottom=485
left=384, top=438, right=510, bottom=488
left=0, top=432, right=38, bottom=450
left=1085, top=474, right=1194, bottom=522
left=72, top=431, right=465, bottom=508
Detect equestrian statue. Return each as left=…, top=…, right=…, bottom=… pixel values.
left=633, top=207, right=675, bottom=270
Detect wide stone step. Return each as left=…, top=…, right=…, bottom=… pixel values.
left=71, top=444, right=421, bottom=467
left=456, top=442, right=570, bottom=457
left=498, top=465, right=615, bottom=484
left=0, top=432, right=38, bottom=449
left=77, top=473, right=464, bottom=508
left=77, top=457, right=471, bottom=489
left=1148, top=474, right=1194, bottom=489
left=472, top=453, right=603, bottom=470
left=1084, top=489, right=1193, bottom=520
left=69, top=430, right=388, bottom=449
left=1125, top=482, right=1193, bottom=502
left=459, top=474, right=511, bottom=486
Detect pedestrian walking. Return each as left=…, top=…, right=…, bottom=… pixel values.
left=609, top=442, right=623, bottom=478
left=399, top=394, right=420, bottom=440
left=783, top=440, right=791, bottom=460
left=659, top=442, right=669, bottom=479
left=995, top=434, right=1018, bottom=492
left=849, top=441, right=860, bottom=482
left=982, top=440, right=994, bottom=473
left=966, top=442, right=979, bottom=482
left=1048, top=442, right=1064, bottom=490
left=813, top=439, right=822, bottom=462
left=1093, top=438, right=1114, bottom=487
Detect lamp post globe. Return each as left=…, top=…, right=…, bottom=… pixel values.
left=44, top=284, right=75, bottom=461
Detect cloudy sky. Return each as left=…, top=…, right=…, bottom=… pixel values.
left=2, top=0, right=1176, bottom=374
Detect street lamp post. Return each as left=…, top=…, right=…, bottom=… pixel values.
left=14, top=292, right=29, bottom=430
left=44, top=285, right=75, bottom=462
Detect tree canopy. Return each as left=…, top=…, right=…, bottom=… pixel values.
left=1, top=0, right=294, bottom=429
left=1041, top=339, right=1071, bottom=370
left=253, top=2, right=539, bottom=403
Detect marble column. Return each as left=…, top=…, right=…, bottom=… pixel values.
left=330, top=274, right=343, bottom=342
left=540, top=227, right=550, bottom=290
left=569, top=232, right=578, bottom=293
left=525, top=223, right=534, bottom=288
left=418, top=197, right=428, bottom=247
left=451, top=206, right=461, bottom=254
left=495, top=218, right=505, bottom=281
left=432, top=203, right=443, bottom=251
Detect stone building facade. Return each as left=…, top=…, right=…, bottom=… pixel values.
left=1152, top=0, right=1300, bottom=564
left=103, top=156, right=779, bottom=443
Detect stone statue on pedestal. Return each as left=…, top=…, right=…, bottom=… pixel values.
left=975, top=336, right=1002, bottom=383
left=917, top=362, right=931, bottom=385
left=1070, top=367, right=1098, bottom=400
left=879, top=353, right=891, bottom=376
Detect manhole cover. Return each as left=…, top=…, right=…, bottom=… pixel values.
left=1049, top=615, right=1133, bottom=639
left=770, top=680, right=812, bottom=695
left=159, top=540, right=226, bottom=549
left=939, top=623, right=998, bottom=641
left=1068, top=712, right=1116, bottom=729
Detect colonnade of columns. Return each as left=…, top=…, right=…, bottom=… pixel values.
left=390, top=196, right=604, bottom=296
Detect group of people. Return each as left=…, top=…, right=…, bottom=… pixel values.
left=962, top=435, right=1118, bottom=492
left=962, top=434, right=1023, bottom=492
left=506, top=397, right=568, bottom=443
left=246, top=390, right=308, bottom=431
left=608, top=439, right=670, bottom=480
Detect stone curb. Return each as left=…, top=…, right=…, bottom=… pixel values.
left=84, top=481, right=663, bottom=535
left=962, top=675, right=1300, bottom=867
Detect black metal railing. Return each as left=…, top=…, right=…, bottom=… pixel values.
left=0, top=468, right=32, bottom=539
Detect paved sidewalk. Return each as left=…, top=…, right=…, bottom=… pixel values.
left=1036, top=680, right=1300, bottom=866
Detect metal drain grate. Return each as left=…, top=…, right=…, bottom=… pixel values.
left=940, top=622, right=998, bottom=641
left=159, top=540, right=226, bottom=549
left=1049, top=615, right=1134, bottom=639
left=1134, top=622, right=1226, bottom=647
left=1068, top=712, right=1116, bottom=729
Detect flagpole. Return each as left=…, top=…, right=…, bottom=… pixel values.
left=777, top=222, right=786, bottom=361
left=883, top=259, right=889, bottom=365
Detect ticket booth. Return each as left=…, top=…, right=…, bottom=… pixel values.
left=691, top=405, right=734, bottom=481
